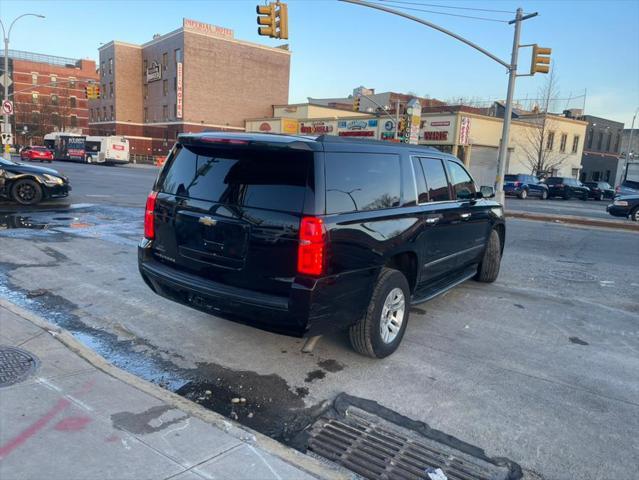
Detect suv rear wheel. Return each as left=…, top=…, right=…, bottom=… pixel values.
left=474, top=229, right=501, bottom=283
left=540, top=190, right=548, bottom=200
left=349, top=268, right=410, bottom=358
left=518, top=189, right=528, bottom=200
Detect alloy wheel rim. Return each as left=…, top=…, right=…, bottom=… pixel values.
left=380, top=288, right=405, bottom=344
left=17, top=183, right=35, bottom=201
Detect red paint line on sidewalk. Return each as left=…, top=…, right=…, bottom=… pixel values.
left=0, top=398, right=71, bottom=460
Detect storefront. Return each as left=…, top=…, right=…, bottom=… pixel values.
left=337, top=119, right=378, bottom=137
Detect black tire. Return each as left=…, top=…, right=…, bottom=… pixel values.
left=349, top=268, right=410, bottom=359
left=540, top=190, right=548, bottom=200
left=630, top=206, right=639, bottom=222
left=563, top=192, right=571, bottom=200
left=581, top=193, right=588, bottom=201
left=474, top=229, right=502, bottom=283
left=11, top=178, right=43, bottom=206
left=518, top=189, right=528, bottom=200
left=597, top=193, right=604, bottom=201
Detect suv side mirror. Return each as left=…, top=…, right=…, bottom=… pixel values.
left=479, top=186, right=495, bottom=198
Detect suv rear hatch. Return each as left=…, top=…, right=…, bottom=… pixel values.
left=151, top=138, right=315, bottom=297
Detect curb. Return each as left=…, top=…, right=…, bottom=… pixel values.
left=0, top=298, right=353, bottom=480
left=505, top=211, right=639, bottom=232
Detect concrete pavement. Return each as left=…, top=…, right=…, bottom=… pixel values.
left=0, top=301, right=345, bottom=480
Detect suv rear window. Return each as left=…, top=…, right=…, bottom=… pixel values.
left=158, top=144, right=311, bottom=212
left=505, top=175, right=518, bottom=182
left=325, top=152, right=400, bottom=214
left=546, top=177, right=563, bottom=185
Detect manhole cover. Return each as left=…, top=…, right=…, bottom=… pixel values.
left=0, top=346, right=39, bottom=387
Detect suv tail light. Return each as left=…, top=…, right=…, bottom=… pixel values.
left=298, top=217, right=324, bottom=276
left=144, top=191, right=158, bottom=239
left=514, top=181, right=521, bottom=187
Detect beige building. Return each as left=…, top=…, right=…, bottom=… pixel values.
left=89, top=18, right=291, bottom=155
left=246, top=103, right=588, bottom=186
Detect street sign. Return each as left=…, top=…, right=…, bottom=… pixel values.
left=1, top=132, right=13, bottom=145
left=2, top=100, right=14, bottom=116
left=0, top=73, right=12, bottom=89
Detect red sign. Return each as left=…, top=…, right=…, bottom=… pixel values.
left=176, top=62, right=183, bottom=119
left=113, top=144, right=125, bottom=151
left=259, top=122, right=272, bottom=132
left=300, top=122, right=334, bottom=134
left=183, top=18, right=233, bottom=38
left=424, top=131, right=448, bottom=141
left=338, top=131, right=375, bottom=137
left=430, top=121, right=450, bottom=127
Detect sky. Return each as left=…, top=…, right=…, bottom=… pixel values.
left=2, top=0, right=638, bottom=126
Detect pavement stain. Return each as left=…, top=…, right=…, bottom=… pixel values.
left=317, top=359, right=344, bottom=373
left=111, top=405, right=188, bottom=435
left=569, top=336, right=589, bottom=346
left=304, top=369, right=326, bottom=383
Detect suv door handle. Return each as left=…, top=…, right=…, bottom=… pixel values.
left=460, top=213, right=472, bottom=220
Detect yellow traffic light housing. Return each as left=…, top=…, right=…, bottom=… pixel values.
left=257, top=3, right=276, bottom=37
left=256, top=2, right=288, bottom=39
left=352, top=96, right=361, bottom=111
left=85, top=85, right=90, bottom=99
left=94, top=84, right=101, bottom=99
left=531, top=44, right=551, bottom=74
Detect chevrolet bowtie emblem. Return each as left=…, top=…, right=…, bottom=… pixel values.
left=198, top=216, right=217, bottom=227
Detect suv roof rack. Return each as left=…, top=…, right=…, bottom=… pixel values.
left=315, top=135, right=440, bottom=151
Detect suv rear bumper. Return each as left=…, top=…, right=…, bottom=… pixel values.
left=138, top=241, right=375, bottom=338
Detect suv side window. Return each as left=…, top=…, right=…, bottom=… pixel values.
left=325, top=152, right=401, bottom=214
left=419, top=157, right=451, bottom=202
left=412, top=157, right=428, bottom=204
left=446, top=160, right=476, bottom=200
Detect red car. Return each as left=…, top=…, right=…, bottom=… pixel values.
left=20, top=146, right=54, bottom=163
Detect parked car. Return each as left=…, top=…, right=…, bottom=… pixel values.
left=545, top=177, right=590, bottom=200
left=615, top=180, right=639, bottom=197
left=583, top=181, right=615, bottom=201
left=138, top=133, right=505, bottom=358
left=504, top=174, right=548, bottom=199
left=607, top=195, right=639, bottom=221
left=0, top=156, right=70, bottom=205
left=20, top=146, right=54, bottom=163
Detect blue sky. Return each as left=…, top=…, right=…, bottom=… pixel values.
left=2, top=0, right=638, bottom=125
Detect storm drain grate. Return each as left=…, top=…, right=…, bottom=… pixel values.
left=304, top=394, right=521, bottom=480
left=0, top=346, right=39, bottom=387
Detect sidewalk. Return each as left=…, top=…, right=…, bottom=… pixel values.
left=0, top=301, right=344, bottom=480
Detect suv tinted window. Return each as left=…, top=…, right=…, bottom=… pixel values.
left=447, top=160, right=476, bottom=200
left=325, top=152, right=400, bottom=214
left=420, top=158, right=451, bottom=202
left=505, top=174, right=518, bottom=182
left=159, top=144, right=310, bottom=212
left=412, top=157, right=428, bottom=204
left=546, top=177, right=563, bottom=185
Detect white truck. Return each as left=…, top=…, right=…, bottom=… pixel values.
left=85, top=136, right=130, bottom=165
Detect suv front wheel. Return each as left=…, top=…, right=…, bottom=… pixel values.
left=474, top=229, right=502, bottom=283
left=349, top=268, right=410, bottom=358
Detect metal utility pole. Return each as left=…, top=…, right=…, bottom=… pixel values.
left=625, top=107, right=638, bottom=162
left=0, top=13, right=45, bottom=159
left=339, top=0, right=541, bottom=206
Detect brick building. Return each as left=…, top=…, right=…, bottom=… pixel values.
left=5, top=50, right=98, bottom=145
left=89, top=18, right=291, bottom=156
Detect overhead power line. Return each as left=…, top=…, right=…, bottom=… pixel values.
left=378, top=0, right=516, bottom=14
left=370, top=1, right=509, bottom=22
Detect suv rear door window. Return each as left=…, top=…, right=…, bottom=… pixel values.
left=505, top=174, right=517, bottom=182
left=325, top=152, right=401, bottom=214
left=420, top=158, right=451, bottom=202
left=446, top=160, right=476, bottom=200
left=412, top=157, right=428, bottom=204
left=159, top=144, right=310, bottom=212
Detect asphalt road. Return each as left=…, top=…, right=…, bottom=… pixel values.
left=1, top=161, right=638, bottom=480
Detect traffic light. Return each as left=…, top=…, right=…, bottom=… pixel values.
left=256, top=2, right=288, bottom=39
left=84, top=85, right=90, bottom=99
left=257, top=3, right=276, bottom=37
left=531, top=44, right=551, bottom=74
left=94, top=84, right=101, bottom=99
left=352, top=95, right=361, bottom=111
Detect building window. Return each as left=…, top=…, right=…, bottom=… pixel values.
left=162, top=52, right=168, bottom=70
left=31, top=73, right=38, bottom=85
left=52, top=113, right=60, bottom=128
left=592, top=171, right=600, bottom=181
left=605, top=170, right=611, bottom=182
left=70, top=115, right=78, bottom=128
left=605, top=132, right=612, bottom=152
left=50, top=75, right=57, bottom=86
left=144, top=84, right=148, bottom=99
left=571, top=168, right=580, bottom=179
left=101, top=61, right=105, bottom=74
left=173, top=76, right=176, bottom=91
left=163, top=79, right=168, bottom=96
left=174, top=48, right=182, bottom=64
left=51, top=94, right=59, bottom=105
left=587, top=129, right=594, bottom=149
left=69, top=77, right=76, bottom=88
left=102, top=83, right=106, bottom=98
left=69, top=96, right=77, bottom=108
left=103, top=106, right=107, bottom=119
left=572, top=135, right=579, bottom=153
left=143, top=59, right=148, bottom=74
left=108, top=58, right=113, bottom=74
left=31, top=111, right=39, bottom=123
left=163, top=105, right=168, bottom=120
left=597, top=131, right=603, bottom=150
left=110, top=105, right=114, bottom=120
left=144, top=107, right=148, bottom=123
left=96, top=109, right=101, bottom=121
left=560, top=133, right=567, bottom=152
left=32, top=92, right=39, bottom=103
left=546, top=131, right=555, bottom=150
left=614, top=134, right=621, bottom=153
left=109, top=82, right=113, bottom=98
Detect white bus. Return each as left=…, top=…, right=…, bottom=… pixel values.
left=85, top=136, right=130, bottom=165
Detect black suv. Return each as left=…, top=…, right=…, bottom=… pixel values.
left=0, top=156, right=70, bottom=205
left=138, top=133, right=505, bottom=358
left=503, top=174, right=548, bottom=199
left=583, top=181, right=614, bottom=201
left=545, top=177, right=590, bottom=200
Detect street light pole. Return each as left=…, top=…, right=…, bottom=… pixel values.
left=0, top=13, right=45, bottom=159
left=494, top=8, right=523, bottom=205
